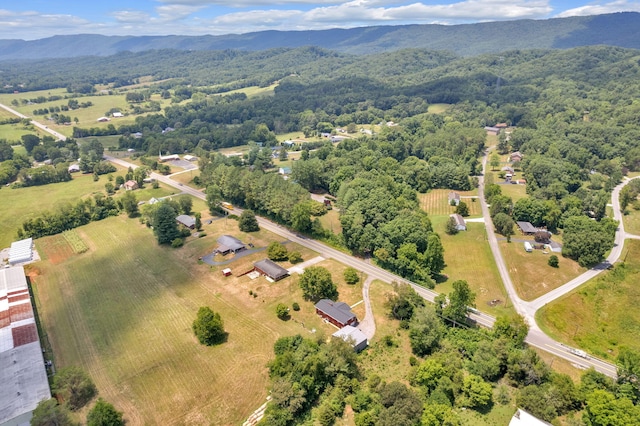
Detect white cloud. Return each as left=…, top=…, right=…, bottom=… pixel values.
left=156, top=4, right=207, bottom=20
left=555, top=0, right=640, bottom=17
left=111, top=10, right=151, bottom=23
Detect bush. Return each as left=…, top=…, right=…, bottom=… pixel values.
left=171, top=238, right=184, bottom=248
left=548, top=255, right=559, bottom=268
left=344, top=267, right=360, bottom=284
left=53, top=367, right=97, bottom=410
left=292, top=302, right=300, bottom=311
left=276, top=303, right=289, bottom=320
left=288, top=251, right=303, bottom=263
left=267, top=242, right=288, bottom=261
left=86, top=398, right=124, bottom=426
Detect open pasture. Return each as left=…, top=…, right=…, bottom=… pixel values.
left=537, top=239, right=640, bottom=360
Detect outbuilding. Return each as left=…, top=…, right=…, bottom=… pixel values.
left=517, top=221, right=538, bottom=235
left=450, top=214, right=467, bottom=231
left=254, top=259, right=289, bottom=281
left=9, top=238, right=34, bottom=265
left=448, top=192, right=461, bottom=206
left=524, top=241, right=533, bottom=252
left=124, top=180, right=138, bottom=191
left=332, top=326, right=368, bottom=352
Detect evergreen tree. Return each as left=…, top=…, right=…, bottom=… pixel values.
left=152, top=202, right=180, bottom=245
left=239, top=210, right=260, bottom=232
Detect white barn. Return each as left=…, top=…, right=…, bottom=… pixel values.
left=8, top=238, right=34, bottom=265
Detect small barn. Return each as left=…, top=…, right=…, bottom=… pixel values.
left=516, top=221, right=538, bottom=235
left=509, top=408, right=552, bottom=426
left=222, top=268, right=232, bottom=277
left=183, top=155, right=197, bottom=162
left=448, top=192, right=461, bottom=206
left=510, top=151, right=524, bottom=162
left=279, top=167, right=292, bottom=176
left=450, top=214, right=467, bottom=231
left=484, top=126, right=500, bottom=136
left=254, top=259, right=289, bottom=281
left=176, top=215, right=196, bottom=229
left=315, top=299, right=357, bottom=328
left=68, top=164, right=80, bottom=173
left=216, top=235, right=246, bottom=255
left=332, top=326, right=368, bottom=352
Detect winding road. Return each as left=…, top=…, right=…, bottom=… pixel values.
left=6, top=104, right=634, bottom=378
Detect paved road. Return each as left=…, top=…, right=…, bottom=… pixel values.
left=0, top=102, right=68, bottom=141
left=2, top=103, right=626, bottom=377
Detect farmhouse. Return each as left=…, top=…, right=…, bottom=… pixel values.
left=0, top=267, right=51, bottom=426
left=254, top=259, right=289, bottom=281
left=315, top=299, right=357, bottom=328
left=123, top=180, right=138, bottom=190
left=8, top=238, right=34, bottom=265
left=332, top=325, right=368, bottom=352
left=516, top=221, right=538, bottom=235
left=68, top=164, right=80, bottom=173
left=450, top=214, right=467, bottom=231
left=96, top=116, right=110, bottom=122
left=216, top=235, right=246, bottom=255
left=448, top=192, right=461, bottom=206
left=176, top=215, right=196, bottom=229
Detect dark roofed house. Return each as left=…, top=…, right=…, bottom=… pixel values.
left=516, top=221, right=538, bottom=235
left=216, top=235, right=245, bottom=255
left=448, top=192, right=460, bottom=206
left=254, top=259, right=289, bottom=281
left=484, top=126, right=500, bottom=136
left=315, top=299, right=357, bottom=328
left=510, top=151, right=524, bottom=162
left=176, top=215, right=196, bottom=229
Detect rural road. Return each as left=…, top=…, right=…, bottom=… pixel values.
left=0, top=102, right=68, bottom=141
left=7, top=107, right=627, bottom=377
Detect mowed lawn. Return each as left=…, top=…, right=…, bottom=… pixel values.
left=30, top=215, right=344, bottom=425
left=622, top=207, right=640, bottom=235
left=499, top=240, right=585, bottom=301
left=419, top=189, right=482, bottom=217
left=431, top=216, right=510, bottom=316
left=537, top=239, right=640, bottom=361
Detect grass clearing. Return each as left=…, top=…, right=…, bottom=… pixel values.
left=622, top=207, right=640, bottom=235
left=431, top=216, right=511, bottom=316
left=62, top=230, right=88, bottom=254
left=537, top=239, right=640, bottom=360
left=0, top=170, right=126, bottom=249
left=427, top=103, right=450, bottom=114
left=499, top=240, right=585, bottom=301
left=419, top=189, right=481, bottom=217
left=317, top=209, right=342, bottom=235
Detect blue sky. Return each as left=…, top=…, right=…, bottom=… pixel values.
left=2, top=0, right=640, bottom=40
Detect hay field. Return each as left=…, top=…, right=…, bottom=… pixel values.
left=30, top=215, right=341, bottom=425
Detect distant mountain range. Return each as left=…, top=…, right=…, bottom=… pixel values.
left=1, top=12, right=639, bottom=61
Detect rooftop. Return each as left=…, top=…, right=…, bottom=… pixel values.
left=0, top=267, right=50, bottom=425
left=332, top=325, right=367, bottom=348
left=254, top=259, right=289, bottom=280
left=315, top=299, right=356, bottom=325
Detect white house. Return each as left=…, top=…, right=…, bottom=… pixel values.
left=112, top=112, right=123, bottom=118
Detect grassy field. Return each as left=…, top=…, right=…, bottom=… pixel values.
left=427, top=104, right=450, bottom=114
left=0, top=121, right=48, bottom=143
left=430, top=216, right=511, bottom=316
left=0, top=88, right=173, bottom=138
left=499, top=240, right=585, bottom=301
left=30, top=214, right=355, bottom=425
left=419, top=189, right=481, bottom=217
left=317, top=209, right=342, bottom=235
left=537, top=239, right=640, bottom=360
left=622, top=207, right=640, bottom=235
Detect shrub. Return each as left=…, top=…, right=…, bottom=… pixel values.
left=292, top=302, right=300, bottom=311
left=267, top=242, right=288, bottom=261
left=548, top=255, right=559, bottom=268
left=171, top=238, right=184, bottom=248
left=344, top=267, right=360, bottom=284
left=288, top=251, right=303, bottom=263
left=53, top=367, right=96, bottom=411
left=276, top=303, right=289, bottom=320
left=192, top=306, right=226, bottom=345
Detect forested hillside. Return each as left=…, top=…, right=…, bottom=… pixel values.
left=0, top=12, right=639, bottom=60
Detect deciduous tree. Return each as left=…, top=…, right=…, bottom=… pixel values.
left=299, top=266, right=338, bottom=302
left=53, top=367, right=97, bottom=410
left=239, top=209, right=260, bottom=232
left=86, top=399, right=124, bottom=426
left=192, top=306, right=226, bottom=346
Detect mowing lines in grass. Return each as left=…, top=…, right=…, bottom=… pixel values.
left=62, top=230, right=88, bottom=254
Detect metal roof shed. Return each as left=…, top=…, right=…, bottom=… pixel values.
left=254, top=259, right=289, bottom=281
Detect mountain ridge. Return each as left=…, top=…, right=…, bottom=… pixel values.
left=1, top=12, right=639, bottom=61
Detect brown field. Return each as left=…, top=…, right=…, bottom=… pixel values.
left=419, top=189, right=482, bottom=217
left=499, top=240, right=585, bottom=301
